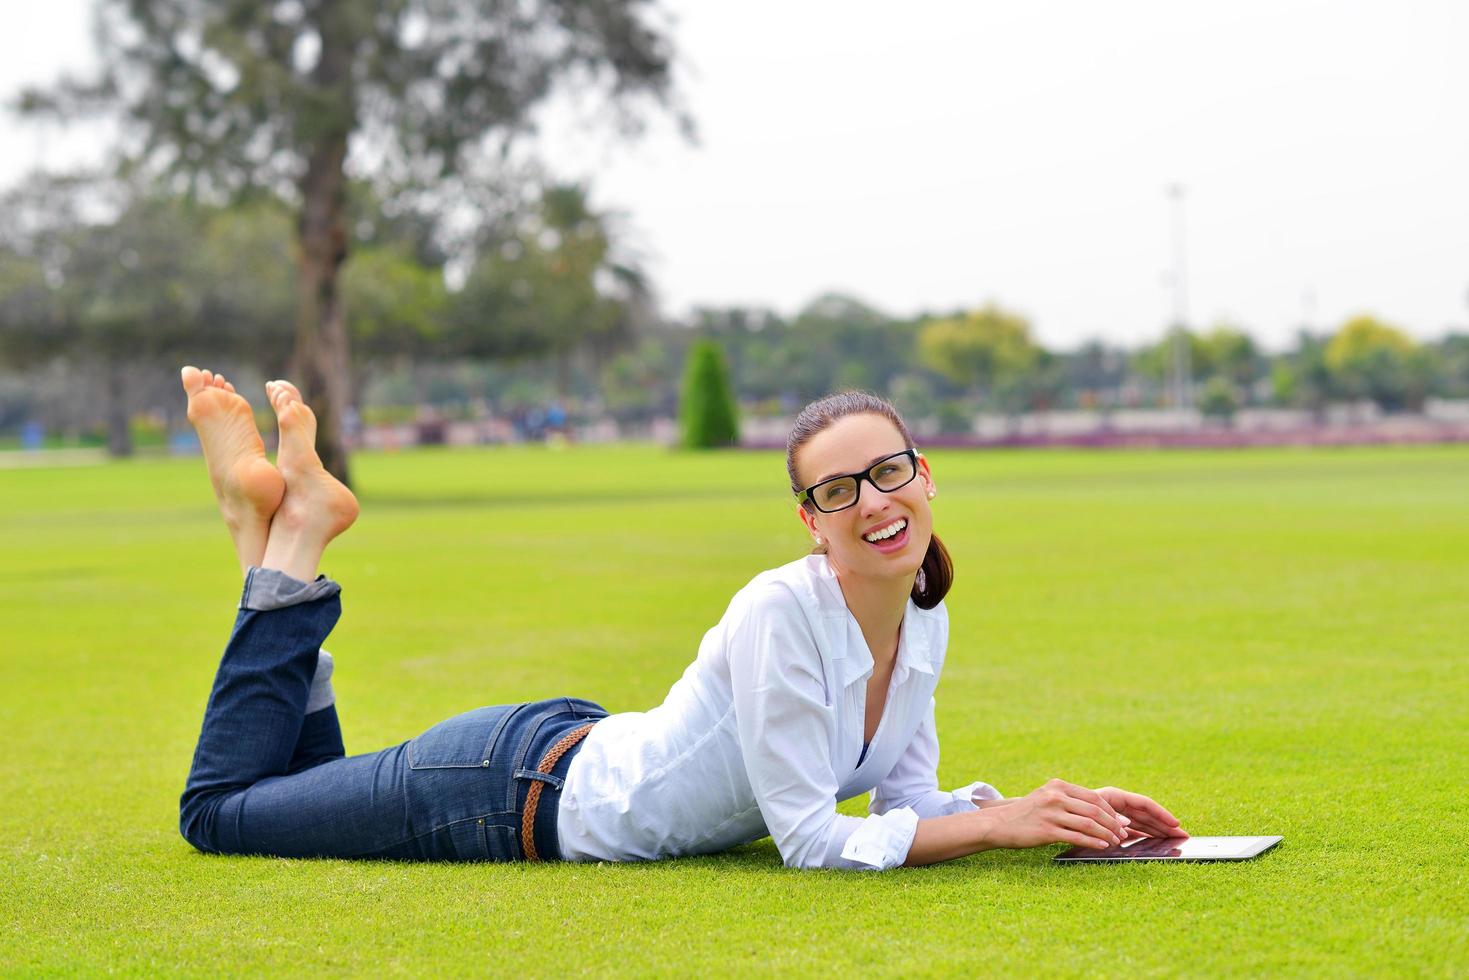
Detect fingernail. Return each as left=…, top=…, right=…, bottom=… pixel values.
left=1120, top=816, right=1131, bottom=825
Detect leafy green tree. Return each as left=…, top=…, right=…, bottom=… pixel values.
left=447, top=183, right=648, bottom=395
left=1198, top=324, right=1262, bottom=390
left=917, top=303, right=1038, bottom=406
left=601, top=337, right=677, bottom=427
left=679, top=340, right=739, bottom=449
left=1199, top=376, right=1239, bottom=421
left=1271, top=330, right=1333, bottom=417
left=343, top=244, right=449, bottom=370
left=1427, top=334, right=1469, bottom=398
left=18, top=0, right=685, bottom=483
left=0, top=178, right=295, bottom=455
left=1325, top=315, right=1426, bottom=410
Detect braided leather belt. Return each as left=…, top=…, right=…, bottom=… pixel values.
left=521, top=721, right=596, bottom=862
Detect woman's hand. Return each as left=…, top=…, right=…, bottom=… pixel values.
left=977, top=778, right=1133, bottom=850
left=1093, top=786, right=1187, bottom=840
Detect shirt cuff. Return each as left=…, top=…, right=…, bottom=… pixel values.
left=839, top=806, right=920, bottom=870
left=953, top=781, right=1003, bottom=807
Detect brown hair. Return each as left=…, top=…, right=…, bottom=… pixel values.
left=785, top=390, right=954, bottom=610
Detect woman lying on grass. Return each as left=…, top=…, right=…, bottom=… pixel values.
left=178, top=371, right=1186, bottom=869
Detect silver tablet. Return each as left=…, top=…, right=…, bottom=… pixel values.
left=1054, top=835, right=1282, bottom=862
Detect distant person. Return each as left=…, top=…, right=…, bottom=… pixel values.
left=176, top=368, right=1185, bottom=869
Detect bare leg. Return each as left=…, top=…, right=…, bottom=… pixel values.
left=181, top=366, right=286, bottom=574
left=259, top=379, right=359, bottom=582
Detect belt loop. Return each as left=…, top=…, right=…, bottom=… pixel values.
left=521, top=722, right=596, bottom=863
left=515, top=768, right=566, bottom=791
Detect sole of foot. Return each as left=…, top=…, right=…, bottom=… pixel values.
left=181, top=366, right=286, bottom=537
left=266, top=379, right=360, bottom=542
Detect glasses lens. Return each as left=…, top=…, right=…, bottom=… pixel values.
left=871, top=453, right=916, bottom=490
left=814, top=477, right=859, bottom=511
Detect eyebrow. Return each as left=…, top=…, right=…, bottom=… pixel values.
left=814, top=451, right=904, bottom=485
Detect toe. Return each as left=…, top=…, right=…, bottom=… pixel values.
left=180, top=366, right=205, bottom=396
left=223, top=381, right=236, bottom=393
left=275, top=379, right=304, bottom=403
left=202, top=369, right=214, bottom=386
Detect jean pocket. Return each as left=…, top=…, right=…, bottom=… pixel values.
left=407, top=704, right=524, bottom=770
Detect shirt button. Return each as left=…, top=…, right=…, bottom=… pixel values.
left=481, top=760, right=490, bottom=767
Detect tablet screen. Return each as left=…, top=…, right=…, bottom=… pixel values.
left=1054, top=835, right=1282, bottom=862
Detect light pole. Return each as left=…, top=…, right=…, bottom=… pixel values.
left=1167, top=183, right=1192, bottom=410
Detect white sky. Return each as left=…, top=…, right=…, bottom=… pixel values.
left=4, top=0, right=1468, bottom=350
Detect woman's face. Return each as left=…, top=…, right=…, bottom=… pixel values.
left=793, top=413, right=936, bottom=582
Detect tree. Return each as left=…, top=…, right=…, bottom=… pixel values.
left=917, top=303, right=1038, bottom=406
left=1199, top=375, right=1238, bottom=422
left=1324, top=314, right=1426, bottom=410
left=18, top=0, right=685, bottom=484
left=1197, top=324, right=1261, bottom=390
left=446, top=183, right=650, bottom=394
left=0, top=177, right=295, bottom=456
left=679, top=340, right=739, bottom=449
left=1272, top=330, right=1332, bottom=417
left=601, top=336, right=676, bottom=428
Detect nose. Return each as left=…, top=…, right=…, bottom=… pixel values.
left=858, top=479, right=894, bottom=518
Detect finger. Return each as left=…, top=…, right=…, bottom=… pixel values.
left=1114, top=789, right=1183, bottom=828
left=1055, top=780, right=1126, bottom=826
left=1062, top=830, right=1114, bottom=850
left=1057, top=828, right=1110, bottom=852
left=1060, top=796, right=1127, bottom=839
left=1057, top=811, right=1122, bottom=847
left=1124, top=819, right=1170, bottom=839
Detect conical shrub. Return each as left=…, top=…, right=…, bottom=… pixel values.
left=679, top=340, right=740, bottom=449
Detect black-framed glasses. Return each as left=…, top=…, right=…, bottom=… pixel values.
left=796, top=449, right=921, bottom=513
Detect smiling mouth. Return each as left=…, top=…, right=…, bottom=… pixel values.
left=862, top=518, right=908, bottom=546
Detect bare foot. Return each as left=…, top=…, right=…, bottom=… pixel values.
left=181, top=366, right=286, bottom=574
left=259, top=380, right=359, bottom=582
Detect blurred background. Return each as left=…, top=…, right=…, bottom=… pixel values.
left=1, top=0, right=1466, bottom=477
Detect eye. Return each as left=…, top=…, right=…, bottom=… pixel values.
left=822, top=485, right=850, bottom=500
left=874, top=464, right=898, bottom=477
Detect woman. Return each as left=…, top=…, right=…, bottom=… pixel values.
left=178, top=369, right=1185, bottom=870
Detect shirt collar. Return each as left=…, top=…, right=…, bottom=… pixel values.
left=803, top=555, right=939, bottom=688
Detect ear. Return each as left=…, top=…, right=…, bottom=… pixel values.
left=795, top=503, right=818, bottom=536
left=917, top=453, right=937, bottom=497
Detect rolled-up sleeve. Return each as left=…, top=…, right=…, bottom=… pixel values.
left=871, top=696, right=1001, bottom=819
left=727, top=586, right=920, bottom=871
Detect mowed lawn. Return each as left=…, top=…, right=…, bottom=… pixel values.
left=2, top=443, right=1466, bottom=975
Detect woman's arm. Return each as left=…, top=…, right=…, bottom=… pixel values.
left=902, top=779, right=1183, bottom=867
left=871, top=696, right=1002, bottom=818
left=727, top=584, right=928, bottom=870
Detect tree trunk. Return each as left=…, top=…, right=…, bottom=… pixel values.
left=105, top=359, right=134, bottom=458
left=292, top=9, right=355, bottom=486
left=293, top=140, right=352, bottom=486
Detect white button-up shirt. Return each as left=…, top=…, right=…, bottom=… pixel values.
left=556, top=554, right=1001, bottom=870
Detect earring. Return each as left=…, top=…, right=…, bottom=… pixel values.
left=814, top=536, right=822, bottom=545
left=927, top=490, right=935, bottom=499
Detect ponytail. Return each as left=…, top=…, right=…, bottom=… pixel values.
left=911, top=531, right=953, bottom=610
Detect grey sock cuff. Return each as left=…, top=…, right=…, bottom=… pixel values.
left=241, top=567, right=342, bottom=611
left=306, top=650, right=335, bottom=714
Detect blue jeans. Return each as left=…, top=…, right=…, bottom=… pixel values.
left=179, top=568, right=608, bottom=862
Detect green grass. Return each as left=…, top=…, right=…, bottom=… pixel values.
left=2, top=443, right=1466, bottom=975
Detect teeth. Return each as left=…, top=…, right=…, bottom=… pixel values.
left=863, top=519, right=907, bottom=543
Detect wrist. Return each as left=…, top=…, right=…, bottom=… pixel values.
left=968, top=806, right=1001, bottom=852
